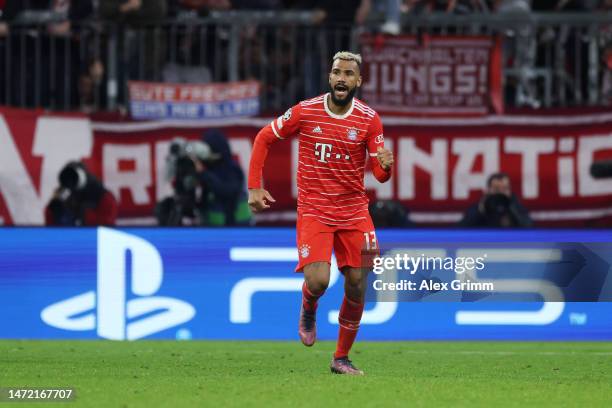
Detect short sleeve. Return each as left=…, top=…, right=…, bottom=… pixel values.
left=270, top=103, right=302, bottom=140
left=366, top=112, right=385, bottom=156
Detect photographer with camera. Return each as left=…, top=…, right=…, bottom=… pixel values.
left=45, top=162, right=118, bottom=226
left=156, top=130, right=251, bottom=226
left=460, top=172, right=532, bottom=228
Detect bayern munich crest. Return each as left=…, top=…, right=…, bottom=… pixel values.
left=347, top=128, right=358, bottom=140
left=299, top=244, right=311, bottom=258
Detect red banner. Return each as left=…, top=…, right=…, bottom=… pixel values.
left=1, top=107, right=612, bottom=227
left=360, top=35, right=503, bottom=115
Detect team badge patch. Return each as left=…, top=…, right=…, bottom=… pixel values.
left=347, top=129, right=358, bottom=140
left=299, top=244, right=311, bottom=258
left=283, top=108, right=292, bottom=122
left=375, top=134, right=384, bottom=144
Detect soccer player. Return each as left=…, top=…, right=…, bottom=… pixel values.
left=247, top=51, right=393, bottom=375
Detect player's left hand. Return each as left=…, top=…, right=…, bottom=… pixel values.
left=377, top=146, right=394, bottom=171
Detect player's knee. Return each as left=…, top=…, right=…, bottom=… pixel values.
left=344, top=269, right=365, bottom=290
left=346, top=278, right=364, bottom=293
left=306, top=276, right=329, bottom=295
left=309, top=282, right=328, bottom=296
left=304, top=262, right=330, bottom=295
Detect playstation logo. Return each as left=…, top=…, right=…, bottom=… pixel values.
left=41, top=227, right=195, bottom=340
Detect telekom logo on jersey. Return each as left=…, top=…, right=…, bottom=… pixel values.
left=315, top=143, right=333, bottom=163
left=314, top=143, right=351, bottom=164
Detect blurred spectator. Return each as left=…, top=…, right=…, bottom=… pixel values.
left=286, top=0, right=371, bottom=98
left=533, top=0, right=599, bottom=11
left=429, top=0, right=484, bottom=13
left=307, top=0, right=372, bottom=60
left=232, top=0, right=281, bottom=8
left=99, top=0, right=167, bottom=25
left=45, top=162, right=118, bottom=226
left=164, top=0, right=231, bottom=83
left=156, top=131, right=251, bottom=226
left=460, top=172, right=533, bottom=228
left=2, top=0, right=94, bottom=109
left=403, top=0, right=431, bottom=13
left=369, top=200, right=412, bottom=227
left=100, top=0, right=167, bottom=92
left=380, top=0, right=489, bottom=36
left=495, top=0, right=540, bottom=108
left=0, top=0, right=7, bottom=35
left=300, top=0, right=371, bottom=30
left=79, top=58, right=106, bottom=113
left=379, top=0, right=403, bottom=35
left=171, top=0, right=232, bottom=14
left=0, top=1, right=7, bottom=103
left=601, top=0, right=612, bottom=104
left=534, top=0, right=600, bottom=106
left=604, top=50, right=612, bottom=104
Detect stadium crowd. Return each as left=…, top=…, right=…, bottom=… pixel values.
left=0, top=0, right=610, bottom=110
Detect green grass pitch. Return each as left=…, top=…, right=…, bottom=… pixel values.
left=2, top=340, right=611, bottom=407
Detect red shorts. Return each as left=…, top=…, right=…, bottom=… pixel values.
left=295, top=213, right=378, bottom=272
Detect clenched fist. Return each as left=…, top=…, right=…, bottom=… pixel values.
left=377, top=146, right=394, bottom=171
left=248, top=188, right=276, bottom=213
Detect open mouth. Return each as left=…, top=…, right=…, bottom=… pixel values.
left=334, top=84, right=348, bottom=98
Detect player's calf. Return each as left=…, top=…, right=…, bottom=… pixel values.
left=298, top=303, right=316, bottom=347
left=299, top=262, right=330, bottom=347
left=299, top=281, right=323, bottom=346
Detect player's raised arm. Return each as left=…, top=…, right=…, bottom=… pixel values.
left=247, top=104, right=301, bottom=212
left=366, top=112, right=393, bottom=183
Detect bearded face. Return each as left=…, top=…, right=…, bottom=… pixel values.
left=330, top=81, right=357, bottom=107
left=328, top=58, right=362, bottom=107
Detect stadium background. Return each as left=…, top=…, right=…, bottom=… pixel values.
left=0, top=1, right=611, bottom=342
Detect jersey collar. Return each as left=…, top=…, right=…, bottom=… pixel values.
left=324, top=92, right=354, bottom=119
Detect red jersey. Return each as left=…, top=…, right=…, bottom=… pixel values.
left=249, top=93, right=391, bottom=226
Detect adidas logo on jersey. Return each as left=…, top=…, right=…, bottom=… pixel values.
left=313, top=126, right=322, bottom=134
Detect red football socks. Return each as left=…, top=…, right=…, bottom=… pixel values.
left=334, top=296, right=365, bottom=359
left=302, top=281, right=323, bottom=314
